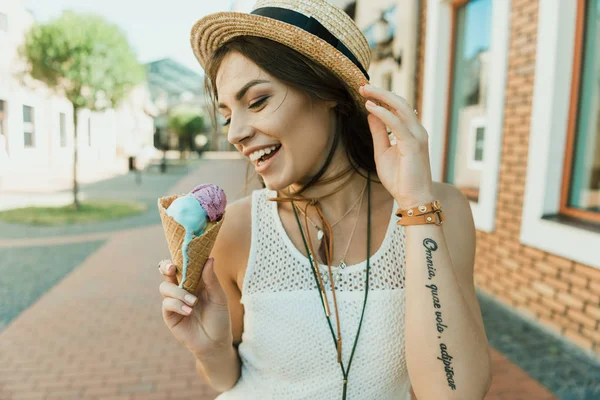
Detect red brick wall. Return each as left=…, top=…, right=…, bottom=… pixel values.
left=415, top=0, right=600, bottom=354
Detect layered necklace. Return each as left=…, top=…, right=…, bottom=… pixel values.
left=295, top=181, right=367, bottom=270
left=269, top=170, right=372, bottom=400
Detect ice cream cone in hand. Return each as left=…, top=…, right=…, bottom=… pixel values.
left=157, top=184, right=227, bottom=293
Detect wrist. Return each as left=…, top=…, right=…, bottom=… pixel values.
left=395, top=195, right=437, bottom=210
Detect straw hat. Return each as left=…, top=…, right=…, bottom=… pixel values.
left=190, top=0, right=372, bottom=108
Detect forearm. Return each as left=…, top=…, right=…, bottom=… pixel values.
left=404, top=224, right=491, bottom=400
left=194, top=344, right=241, bottom=392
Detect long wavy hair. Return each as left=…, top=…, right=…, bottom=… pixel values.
left=203, top=36, right=378, bottom=195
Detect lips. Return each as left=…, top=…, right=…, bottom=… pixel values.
left=255, top=144, right=281, bottom=173
left=257, top=144, right=281, bottom=165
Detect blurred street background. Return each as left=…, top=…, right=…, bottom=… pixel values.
left=0, top=0, right=600, bottom=399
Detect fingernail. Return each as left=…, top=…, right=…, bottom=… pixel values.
left=185, top=294, right=197, bottom=305
left=167, top=264, right=174, bottom=272
left=366, top=100, right=377, bottom=108
left=182, top=305, right=192, bottom=314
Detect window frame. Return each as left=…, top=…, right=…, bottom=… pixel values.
left=421, top=0, right=511, bottom=232
left=442, top=0, right=485, bottom=202
left=520, top=0, right=600, bottom=268
left=559, top=0, right=600, bottom=224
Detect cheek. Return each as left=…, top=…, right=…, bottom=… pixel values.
left=285, top=130, right=329, bottom=168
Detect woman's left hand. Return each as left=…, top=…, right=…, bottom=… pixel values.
left=360, top=84, right=435, bottom=209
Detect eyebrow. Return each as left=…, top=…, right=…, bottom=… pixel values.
left=217, top=79, right=271, bottom=109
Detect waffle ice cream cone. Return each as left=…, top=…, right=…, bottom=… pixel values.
left=158, top=194, right=225, bottom=293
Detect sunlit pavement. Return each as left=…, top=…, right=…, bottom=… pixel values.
left=0, top=158, right=594, bottom=400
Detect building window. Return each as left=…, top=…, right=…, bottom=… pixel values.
left=0, top=99, right=6, bottom=138
left=0, top=12, right=7, bottom=32
left=87, top=116, right=92, bottom=146
left=444, top=0, right=493, bottom=203
left=23, top=105, right=35, bottom=148
left=467, top=117, right=486, bottom=170
left=563, top=0, right=600, bottom=220
left=59, top=113, right=67, bottom=147
left=383, top=72, right=393, bottom=91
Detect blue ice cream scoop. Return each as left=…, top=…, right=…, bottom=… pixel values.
left=165, top=195, right=210, bottom=290
left=166, top=194, right=208, bottom=236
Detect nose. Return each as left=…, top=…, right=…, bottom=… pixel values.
left=226, top=116, right=254, bottom=146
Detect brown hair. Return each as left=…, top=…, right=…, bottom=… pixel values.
left=203, top=36, right=377, bottom=195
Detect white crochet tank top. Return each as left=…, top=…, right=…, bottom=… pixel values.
left=216, top=188, right=411, bottom=400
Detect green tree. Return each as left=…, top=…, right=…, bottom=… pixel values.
left=168, top=112, right=205, bottom=154
left=21, top=11, right=145, bottom=210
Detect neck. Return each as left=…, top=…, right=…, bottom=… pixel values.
left=287, top=163, right=370, bottom=222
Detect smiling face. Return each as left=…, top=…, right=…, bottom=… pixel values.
left=216, top=51, right=338, bottom=190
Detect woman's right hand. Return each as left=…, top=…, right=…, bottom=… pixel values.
left=158, top=258, right=233, bottom=356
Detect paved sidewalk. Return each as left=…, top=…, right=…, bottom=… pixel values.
left=0, top=159, right=261, bottom=400
left=0, top=158, right=577, bottom=400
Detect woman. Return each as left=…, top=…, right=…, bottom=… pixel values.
left=158, top=0, right=492, bottom=399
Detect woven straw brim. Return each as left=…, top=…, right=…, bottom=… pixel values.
left=158, top=195, right=225, bottom=294
left=190, top=12, right=370, bottom=111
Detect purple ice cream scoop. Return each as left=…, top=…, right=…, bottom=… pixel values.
left=189, top=184, right=227, bottom=222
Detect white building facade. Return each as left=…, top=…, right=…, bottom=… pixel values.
left=0, top=0, right=156, bottom=193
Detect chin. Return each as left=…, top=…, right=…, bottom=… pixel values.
left=261, top=165, right=303, bottom=192
left=261, top=174, right=291, bottom=191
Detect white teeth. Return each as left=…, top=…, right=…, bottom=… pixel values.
left=249, top=145, right=280, bottom=162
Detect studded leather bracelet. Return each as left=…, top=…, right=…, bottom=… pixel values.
left=395, top=200, right=444, bottom=226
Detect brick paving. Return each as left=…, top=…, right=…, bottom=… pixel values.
left=0, top=157, right=568, bottom=400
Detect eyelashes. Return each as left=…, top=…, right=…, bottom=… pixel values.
left=222, top=96, right=270, bottom=127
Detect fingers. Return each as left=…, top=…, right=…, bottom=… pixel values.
left=159, top=280, right=198, bottom=308
left=366, top=113, right=391, bottom=156
left=162, top=297, right=194, bottom=317
left=365, top=101, right=419, bottom=153
left=361, top=84, right=408, bottom=115
left=158, top=259, right=178, bottom=285
left=360, top=85, right=428, bottom=143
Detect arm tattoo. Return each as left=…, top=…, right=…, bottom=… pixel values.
left=423, top=237, right=457, bottom=390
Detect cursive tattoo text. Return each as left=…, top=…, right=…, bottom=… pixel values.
left=424, top=237, right=457, bottom=390
left=423, top=238, right=438, bottom=280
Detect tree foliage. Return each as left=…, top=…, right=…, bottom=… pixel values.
left=168, top=112, right=205, bottom=138
left=21, top=11, right=145, bottom=110
left=20, top=11, right=145, bottom=210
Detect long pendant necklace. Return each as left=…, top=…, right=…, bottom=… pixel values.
left=291, top=172, right=371, bottom=400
